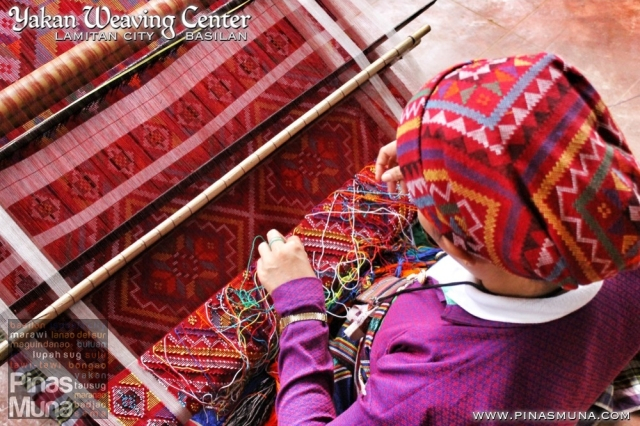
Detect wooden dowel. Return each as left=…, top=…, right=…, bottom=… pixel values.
left=0, top=24, right=430, bottom=362
left=0, top=0, right=206, bottom=137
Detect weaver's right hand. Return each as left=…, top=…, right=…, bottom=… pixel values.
left=256, top=229, right=316, bottom=295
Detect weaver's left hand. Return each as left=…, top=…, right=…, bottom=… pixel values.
left=257, top=229, right=316, bottom=294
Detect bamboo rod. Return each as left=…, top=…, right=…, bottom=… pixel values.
left=0, top=24, right=431, bottom=362
left=0, top=0, right=230, bottom=137
left=1, top=0, right=435, bottom=160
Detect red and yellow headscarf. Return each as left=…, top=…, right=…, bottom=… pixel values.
left=396, top=53, right=640, bottom=287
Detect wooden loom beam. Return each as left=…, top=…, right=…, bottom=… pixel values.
left=0, top=24, right=431, bottom=362
left=0, top=0, right=250, bottom=138
left=0, top=1, right=436, bottom=159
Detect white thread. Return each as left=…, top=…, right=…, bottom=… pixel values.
left=297, top=0, right=405, bottom=119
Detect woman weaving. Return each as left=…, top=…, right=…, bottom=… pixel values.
left=256, top=53, right=640, bottom=424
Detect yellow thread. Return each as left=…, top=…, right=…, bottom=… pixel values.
left=152, top=345, right=242, bottom=357
left=147, top=390, right=160, bottom=410
left=531, top=117, right=599, bottom=282
left=454, top=215, right=467, bottom=233
left=597, top=202, right=611, bottom=219
left=119, top=372, right=142, bottom=386
left=612, top=171, right=631, bottom=192
left=423, top=168, right=503, bottom=269
left=397, top=116, right=422, bottom=136
left=622, top=235, right=638, bottom=254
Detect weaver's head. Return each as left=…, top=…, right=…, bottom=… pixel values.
left=396, top=52, right=640, bottom=288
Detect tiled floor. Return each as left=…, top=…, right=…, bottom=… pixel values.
left=366, top=0, right=640, bottom=156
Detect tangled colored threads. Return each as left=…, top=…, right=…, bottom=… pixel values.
left=141, top=165, right=425, bottom=418
left=294, top=167, right=418, bottom=313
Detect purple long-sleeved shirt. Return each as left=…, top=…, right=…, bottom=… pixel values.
left=271, top=265, right=640, bottom=425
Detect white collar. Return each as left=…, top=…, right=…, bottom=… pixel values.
left=426, top=256, right=602, bottom=324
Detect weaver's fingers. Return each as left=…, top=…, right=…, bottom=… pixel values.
left=266, top=229, right=286, bottom=248
left=257, top=241, right=271, bottom=258
left=381, top=165, right=403, bottom=182
left=266, top=229, right=284, bottom=239
left=381, top=166, right=405, bottom=194
left=286, top=235, right=304, bottom=248
left=375, top=140, right=398, bottom=182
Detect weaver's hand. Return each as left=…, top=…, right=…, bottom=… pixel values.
left=257, top=229, right=316, bottom=294
left=375, top=140, right=407, bottom=194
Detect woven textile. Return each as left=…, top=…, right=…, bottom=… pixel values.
left=0, top=0, right=338, bottom=273
left=0, top=0, right=236, bottom=142
left=3, top=99, right=397, bottom=425
left=0, top=0, right=422, bottom=423
left=105, top=369, right=179, bottom=425
left=0, top=0, right=409, bottom=314
left=595, top=351, right=640, bottom=413
left=0, top=0, right=395, bottom=317
left=396, top=52, right=640, bottom=286
left=0, top=0, right=148, bottom=91
left=138, top=165, right=417, bottom=420
left=2, top=0, right=347, bottom=347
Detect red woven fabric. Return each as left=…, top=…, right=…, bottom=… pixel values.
left=2, top=3, right=334, bottom=268
left=0, top=2, right=416, bottom=423
left=138, top=164, right=417, bottom=417
left=397, top=53, right=640, bottom=286
left=87, top=95, right=392, bottom=356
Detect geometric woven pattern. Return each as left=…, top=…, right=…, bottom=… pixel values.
left=397, top=52, right=640, bottom=286
left=2, top=65, right=400, bottom=426
left=0, top=0, right=151, bottom=91
left=85, top=95, right=391, bottom=357
left=106, top=369, right=178, bottom=426
left=0, top=1, right=370, bottom=343
left=0, top=2, right=415, bottom=424
left=110, top=386, right=146, bottom=418
left=1, top=1, right=336, bottom=267
left=138, top=165, right=417, bottom=418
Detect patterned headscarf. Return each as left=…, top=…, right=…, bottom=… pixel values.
left=396, top=53, right=640, bottom=287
